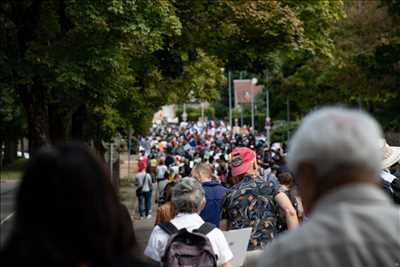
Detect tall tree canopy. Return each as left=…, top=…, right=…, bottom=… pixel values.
left=0, top=0, right=345, bottom=155
left=266, top=0, right=399, bottom=130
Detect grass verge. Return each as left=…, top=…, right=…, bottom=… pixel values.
left=119, top=176, right=133, bottom=203
left=0, top=158, right=28, bottom=181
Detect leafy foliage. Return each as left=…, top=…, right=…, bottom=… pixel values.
left=0, top=0, right=352, bottom=154
left=266, top=0, right=400, bottom=130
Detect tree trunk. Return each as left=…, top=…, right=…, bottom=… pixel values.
left=4, top=138, right=17, bottom=166
left=94, top=138, right=107, bottom=162
left=0, top=139, right=4, bottom=169
left=71, top=105, right=88, bottom=141
left=20, top=138, right=25, bottom=157
left=18, top=83, right=50, bottom=155
left=48, top=104, right=72, bottom=144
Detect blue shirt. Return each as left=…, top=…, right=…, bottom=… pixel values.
left=200, top=181, right=229, bottom=226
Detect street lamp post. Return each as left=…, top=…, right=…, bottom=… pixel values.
left=240, top=71, right=244, bottom=127
left=265, top=70, right=270, bottom=147
left=251, top=78, right=257, bottom=132
left=201, top=102, right=204, bottom=122
left=182, top=103, right=187, bottom=122
left=287, top=98, right=290, bottom=144
left=228, top=71, right=232, bottom=129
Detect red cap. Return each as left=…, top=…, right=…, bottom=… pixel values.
left=138, top=160, right=146, bottom=171
left=230, top=147, right=256, bottom=176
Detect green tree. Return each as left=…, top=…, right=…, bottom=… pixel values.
left=267, top=0, right=399, bottom=129
left=0, top=0, right=347, bottom=155
left=0, top=0, right=181, bottom=153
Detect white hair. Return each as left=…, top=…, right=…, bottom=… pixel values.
left=172, top=177, right=205, bottom=213
left=288, top=107, right=383, bottom=177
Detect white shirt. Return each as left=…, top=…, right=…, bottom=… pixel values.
left=144, top=213, right=233, bottom=266
left=156, top=165, right=168, bottom=180
left=381, top=170, right=396, bottom=184
left=135, top=171, right=152, bottom=192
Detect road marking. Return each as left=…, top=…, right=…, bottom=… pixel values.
left=1, top=212, right=15, bottom=225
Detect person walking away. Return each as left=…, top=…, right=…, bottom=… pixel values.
left=135, top=161, right=153, bottom=219
left=154, top=181, right=176, bottom=225
left=256, top=107, right=400, bottom=267
left=192, top=163, right=229, bottom=226
left=138, top=148, right=148, bottom=169
left=164, top=147, right=176, bottom=168
left=276, top=172, right=304, bottom=232
left=145, top=178, right=233, bottom=267
left=156, top=158, right=169, bottom=203
left=219, top=147, right=298, bottom=251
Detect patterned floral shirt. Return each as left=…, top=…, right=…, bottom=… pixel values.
left=220, top=175, right=283, bottom=250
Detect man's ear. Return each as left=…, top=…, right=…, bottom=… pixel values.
left=199, top=197, right=206, bottom=212
left=296, top=162, right=317, bottom=215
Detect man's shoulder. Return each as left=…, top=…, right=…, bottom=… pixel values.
left=203, top=182, right=229, bottom=192
left=230, top=177, right=265, bottom=193
left=258, top=223, right=319, bottom=265
left=135, top=172, right=144, bottom=178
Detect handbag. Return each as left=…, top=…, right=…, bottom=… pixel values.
left=136, top=186, right=143, bottom=197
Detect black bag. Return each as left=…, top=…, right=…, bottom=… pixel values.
left=391, top=178, right=400, bottom=204
left=158, top=222, right=217, bottom=267
left=136, top=186, right=143, bottom=197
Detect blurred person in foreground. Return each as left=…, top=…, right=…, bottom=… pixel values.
left=192, top=162, right=229, bottom=226
left=0, top=143, right=152, bottom=267
left=257, top=107, right=400, bottom=267
left=219, top=147, right=299, bottom=250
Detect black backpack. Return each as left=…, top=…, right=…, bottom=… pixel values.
left=158, top=222, right=217, bottom=267
left=391, top=178, right=400, bottom=204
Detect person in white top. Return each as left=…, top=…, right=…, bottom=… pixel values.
left=145, top=177, right=233, bottom=267
left=156, top=158, right=169, bottom=202
left=135, top=164, right=153, bottom=219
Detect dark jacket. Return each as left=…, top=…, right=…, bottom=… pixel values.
left=200, top=181, right=229, bottom=226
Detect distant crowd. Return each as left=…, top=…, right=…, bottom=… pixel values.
left=1, top=107, right=399, bottom=267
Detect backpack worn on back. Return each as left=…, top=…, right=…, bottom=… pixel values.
left=158, top=222, right=217, bottom=267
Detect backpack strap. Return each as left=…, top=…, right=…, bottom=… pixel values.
left=158, top=222, right=179, bottom=235
left=195, top=222, right=216, bottom=235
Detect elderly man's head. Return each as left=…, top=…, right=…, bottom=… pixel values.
left=172, top=177, right=205, bottom=214
left=288, top=107, right=383, bottom=214
left=191, top=163, right=213, bottom=182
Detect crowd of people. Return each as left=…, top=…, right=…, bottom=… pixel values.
left=1, top=106, right=399, bottom=267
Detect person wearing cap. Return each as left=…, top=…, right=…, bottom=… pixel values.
left=135, top=162, right=153, bottom=220
left=219, top=147, right=299, bottom=250
left=256, top=107, right=400, bottom=267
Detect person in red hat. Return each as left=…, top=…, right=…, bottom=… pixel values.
left=219, top=147, right=299, bottom=251
left=135, top=159, right=153, bottom=220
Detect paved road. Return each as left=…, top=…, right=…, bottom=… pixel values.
left=0, top=181, right=19, bottom=247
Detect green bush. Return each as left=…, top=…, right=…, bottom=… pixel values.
left=176, top=105, right=215, bottom=121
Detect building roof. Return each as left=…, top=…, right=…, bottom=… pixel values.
left=234, top=79, right=263, bottom=106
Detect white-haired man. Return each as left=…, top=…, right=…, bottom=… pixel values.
left=257, top=107, right=400, bottom=267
